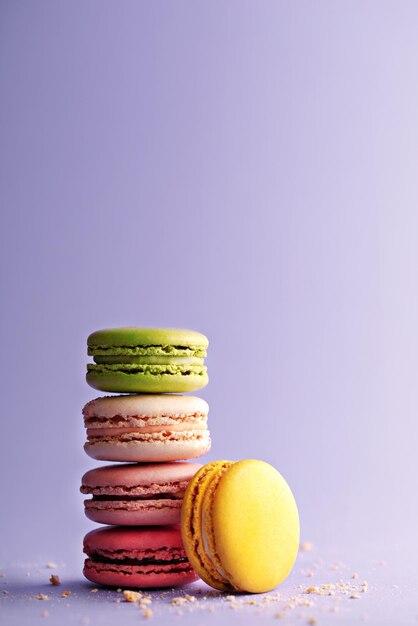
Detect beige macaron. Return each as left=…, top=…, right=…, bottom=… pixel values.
left=83, top=394, right=210, bottom=462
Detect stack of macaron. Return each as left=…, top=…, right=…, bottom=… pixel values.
left=81, top=327, right=210, bottom=588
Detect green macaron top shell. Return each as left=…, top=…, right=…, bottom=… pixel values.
left=88, top=327, right=208, bottom=358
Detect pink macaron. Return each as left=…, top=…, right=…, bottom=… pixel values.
left=81, top=461, right=202, bottom=526
left=83, top=394, right=210, bottom=462
left=83, top=526, right=198, bottom=588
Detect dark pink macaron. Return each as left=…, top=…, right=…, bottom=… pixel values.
left=83, top=526, right=198, bottom=588
left=81, top=462, right=201, bottom=526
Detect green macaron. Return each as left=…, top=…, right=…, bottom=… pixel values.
left=86, top=327, right=208, bottom=393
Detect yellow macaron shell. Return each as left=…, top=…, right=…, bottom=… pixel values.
left=181, top=459, right=300, bottom=594
left=211, top=460, right=300, bottom=592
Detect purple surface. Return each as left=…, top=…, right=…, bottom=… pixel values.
left=2, top=545, right=418, bottom=625
left=1, top=1, right=418, bottom=624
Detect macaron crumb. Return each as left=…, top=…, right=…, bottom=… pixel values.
left=304, top=578, right=368, bottom=599
left=142, top=608, right=153, bottom=619
left=300, top=542, right=314, bottom=552
left=308, top=619, right=317, bottom=625
left=46, top=563, right=57, bottom=569
left=36, top=594, right=49, bottom=601
left=61, top=591, right=71, bottom=598
left=49, top=575, right=60, bottom=586
left=226, top=596, right=238, bottom=610
left=171, top=597, right=187, bottom=606
left=40, top=610, right=49, bottom=618
left=284, top=602, right=296, bottom=609
left=123, top=590, right=143, bottom=603
left=170, top=594, right=198, bottom=606
left=184, top=594, right=196, bottom=603
left=330, top=561, right=345, bottom=571
left=350, top=593, right=361, bottom=600
left=90, top=588, right=99, bottom=593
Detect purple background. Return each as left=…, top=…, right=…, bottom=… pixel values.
left=1, top=2, right=418, bottom=623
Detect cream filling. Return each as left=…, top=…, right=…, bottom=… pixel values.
left=93, top=355, right=203, bottom=365
left=85, top=499, right=182, bottom=511
left=86, top=431, right=210, bottom=445
left=86, top=422, right=206, bottom=437
left=201, top=506, right=230, bottom=583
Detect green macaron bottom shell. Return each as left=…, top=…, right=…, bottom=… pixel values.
left=86, top=364, right=208, bottom=393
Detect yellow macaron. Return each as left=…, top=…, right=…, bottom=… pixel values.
left=181, top=459, right=300, bottom=593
